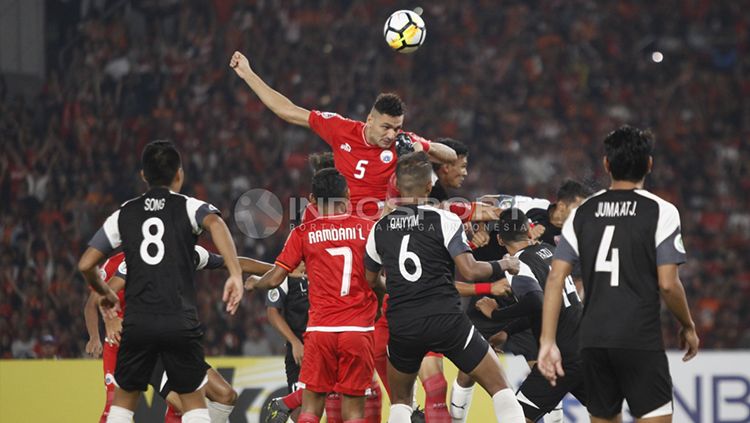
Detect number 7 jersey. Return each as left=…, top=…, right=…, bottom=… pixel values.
left=275, top=214, right=377, bottom=332
left=554, top=189, right=687, bottom=350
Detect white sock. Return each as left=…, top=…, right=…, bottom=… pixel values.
left=183, top=408, right=211, bottom=423
left=106, top=405, right=134, bottom=423
left=544, top=403, right=564, bottom=423
left=491, top=388, right=525, bottom=423
left=449, top=380, right=475, bottom=423
left=388, top=403, right=413, bottom=423
left=208, top=400, right=234, bottom=423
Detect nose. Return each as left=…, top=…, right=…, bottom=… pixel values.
left=386, top=129, right=396, bottom=140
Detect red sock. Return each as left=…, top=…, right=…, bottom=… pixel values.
left=100, top=390, right=115, bottom=423
left=365, top=380, right=382, bottom=423
left=282, top=388, right=303, bottom=410
left=423, top=373, right=451, bottom=423
left=325, top=392, right=343, bottom=423
left=164, top=404, right=182, bottom=423
left=298, top=411, right=321, bottom=423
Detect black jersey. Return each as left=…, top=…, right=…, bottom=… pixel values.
left=365, top=204, right=472, bottom=323
left=507, top=243, right=582, bottom=358
left=265, top=276, right=309, bottom=338
left=554, top=189, right=687, bottom=350
left=89, top=187, right=220, bottom=318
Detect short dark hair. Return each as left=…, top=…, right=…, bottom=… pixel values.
left=372, top=93, right=405, bottom=117
left=497, top=208, right=529, bottom=243
left=396, top=151, right=432, bottom=196
left=311, top=168, right=348, bottom=203
left=556, top=180, right=593, bottom=204
left=142, top=140, right=181, bottom=187
left=433, top=138, right=468, bottom=172
left=309, top=152, right=335, bottom=173
left=604, top=126, right=653, bottom=182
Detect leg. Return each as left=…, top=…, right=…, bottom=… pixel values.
left=326, top=392, right=343, bottom=423
left=466, top=348, right=523, bottom=423
left=449, top=370, right=475, bottom=423
left=387, top=359, right=418, bottom=423
left=298, top=389, right=326, bottom=422
left=591, top=416, right=621, bottom=423
left=176, top=387, right=210, bottom=422
left=205, top=368, right=237, bottom=423
left=418, top=354, right=450, bottom=423
left=364, top=376, right=382, bottom=423
left=636, top=417, right=671, bottom=423
left=341, top=394, right=366, bottom=421
left=373, top=313, right=391, bottom=399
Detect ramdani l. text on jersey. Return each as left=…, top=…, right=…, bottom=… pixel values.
left=308, top=227, right=367, bottom=244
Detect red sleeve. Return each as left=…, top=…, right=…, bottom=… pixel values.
left=448, top=202, right=475, bottom=223
left=308, top=110, right=352, bottom=148
left=275, top=228, right=304, bottom=272
left=402, top=131, right=432, bottom=152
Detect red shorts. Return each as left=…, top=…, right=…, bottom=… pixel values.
left=299, top=331, right=375, bottom=396
left=103, top=343, right=118, bottom=392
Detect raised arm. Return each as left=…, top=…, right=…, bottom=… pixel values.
left=421, top=141, right=457, bottom=163
left=453, top=252, right=519, bottom=282
left=230, top=51, right=311, bottom=127
left=202, top=214, right=243, bottom=314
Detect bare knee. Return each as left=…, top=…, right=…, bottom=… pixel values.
left=456, top=370, right=474, bottom=388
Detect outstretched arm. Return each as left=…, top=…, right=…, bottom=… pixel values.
left=230, top=51, right=311, bottom=127
left=202, top=214, right=243, bottom=315
left=246, top=265, right=289, bottom=292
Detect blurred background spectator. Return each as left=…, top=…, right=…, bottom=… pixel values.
left=1, top=0, right=748, bottom=357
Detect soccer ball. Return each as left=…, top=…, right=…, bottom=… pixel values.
left=383, top=10, right=426, bottom=53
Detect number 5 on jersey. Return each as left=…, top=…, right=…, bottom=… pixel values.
left=354, top=160, right=369, bottom=179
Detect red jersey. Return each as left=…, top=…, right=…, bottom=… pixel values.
left=275, top=214, right=377, bottom=331
left=308, top=110, right=430, bottom=219
left=99, top=252, right=126, bottom=319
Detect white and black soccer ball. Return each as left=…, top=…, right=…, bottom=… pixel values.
left=383, top=10, right=426, bottom=54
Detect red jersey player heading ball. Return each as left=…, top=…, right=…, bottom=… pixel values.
left=230, top=50, right=457, bottom=219
left=246, top=168, right=381, bottom=423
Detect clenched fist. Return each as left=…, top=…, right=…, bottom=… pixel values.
left=229, top=51, right=253, bottom=79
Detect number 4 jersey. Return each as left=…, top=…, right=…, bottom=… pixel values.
left=87, top=187, right=220, bottom=318
left=275, top=214, right=377, bottom=331
left=554, top=189, right=687, bottom=350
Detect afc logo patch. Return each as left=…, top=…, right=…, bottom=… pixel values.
left=105, top=373, right=114, bottom=386
left=268, top=288, right=280, bottom=303
left=117, top=261, right=127, bottom=275
left=380, top=150, right=394, bottom=163
left=320, top=112, right=339, bottom=119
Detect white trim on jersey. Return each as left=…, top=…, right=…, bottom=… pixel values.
left=365, top=225, right=382, bottom=264
left=306, top=326, right=375, bottom=332
left=102, top=210, right=122, bottom=249
left=506, top=261, right=537, bottom=285
left=559, top=189, right=606, bottom=256
left=278, top=278, right=290, bottom=294
left=634, top=190, right=682, bottom=248
left=516, top=390, right=541, bottom=410
left=418, top=205, right=464, bottom=250
left=194, top=245, right=210, bottom=270
left=184, top=196, right=207, bottom=235
left=512, top=196, right=551, bottom=214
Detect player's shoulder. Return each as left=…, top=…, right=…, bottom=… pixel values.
left=418, top=204, right=461, bottom=223
left=633, top=189, right=680, bottom=217
left=567, top=189, right=607, bottom=221
left=310, top=110, right=360, bottom=126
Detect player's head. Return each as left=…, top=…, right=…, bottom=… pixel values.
left=396, top=151, right=433, bottom=198
left=309, top=152, right=335, bottom=173
left=603, top=126, right=653, bottom=183
left=141, top=140, right=183, bottom=190
left=550, top=179, right=594, bottom=227
left=310, top=168, right=349, bottom=213
left=497, top=208, right=530, bottom=246
left=366, top=93, right=405, bottom=149
left=433, top=138, right=468, bottom=189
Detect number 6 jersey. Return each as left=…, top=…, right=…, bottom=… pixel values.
left=87, top=187, right=220, bottom=318
left=554, top=189, right=687, bottom=350
left=275, top=213, right=377, bottom=332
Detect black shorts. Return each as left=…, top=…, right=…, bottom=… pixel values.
left=517, top=359, right=586, bottom=421
left=115, top=313, right=209, bottom=394
left=284, top=342, right=302, bottom=393
left=504, top=329, right=539, bottom=362
left=388, top=313, right=489, bottom=374
left=581, top=348, right=673, bottom=418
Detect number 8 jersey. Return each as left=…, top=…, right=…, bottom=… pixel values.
left=554, top=189, right=687, bottom=350
left=88, top=187, right=220, bottom=318
left=275, top=213, right=377, bottom=332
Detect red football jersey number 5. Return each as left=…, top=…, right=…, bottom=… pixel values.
left=354, top=160, right=368, bottom=179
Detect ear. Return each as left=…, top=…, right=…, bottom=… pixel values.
left=308, top=193, right=317, bottom=205
left=647, top=156, right=653, bottom=174
left=175, top=167, right=184, bottom=184
left=140, top=170, right=147, bottom=183
left=344, top=187, right=351, bottom=201
left=602, top=156, right=610, bottom=174
left=497, top=234, right=505, bottom=247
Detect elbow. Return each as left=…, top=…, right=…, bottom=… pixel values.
left=77, top=259, right=91, bottom=275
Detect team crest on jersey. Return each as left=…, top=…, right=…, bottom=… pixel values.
left=98, top=268, right=107, bottom=281
left=674, top=234, right=686, bottom=254
left=340, top=143, right=352, bottom=152
left=118, top=261, right=127, bottom=275
left=105, top=373, right=114, bottom=386
left=380, top=150, right=394, bottom=163
left=320, top=112, right=339, bottom=119
left=268, top=288, right=280, bottom=302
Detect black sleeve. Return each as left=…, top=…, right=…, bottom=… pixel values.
left=490, top=290, right=544, bottom=321
left=501, top=318, right=532, bottom=336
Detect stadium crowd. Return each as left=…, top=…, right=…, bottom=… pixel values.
left=1, top=0, right=748, bottom=358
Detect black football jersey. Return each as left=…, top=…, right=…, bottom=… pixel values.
left=265, top=276, right=310, bottom=338
left=507, top=243, right=582, bottom=358
left=554, top=189, right=687, bottom=350
left=365, top=204, right=472, bottom=323
left=89, top=187, right=220, bottom=317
